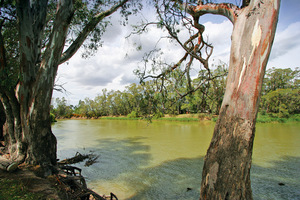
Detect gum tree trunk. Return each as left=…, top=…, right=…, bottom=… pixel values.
left=199, top=0, right=280, bottom=199
left=0, top=0, right=129, bottom=170
left=16, top=0, right=74, bottom=165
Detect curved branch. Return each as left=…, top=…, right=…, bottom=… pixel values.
left=188, top=3, right=240, bottom=24
left=59, top=0, right=129, bottom=65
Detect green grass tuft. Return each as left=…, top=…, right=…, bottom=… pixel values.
left=0, top=178, right=43, bottom=200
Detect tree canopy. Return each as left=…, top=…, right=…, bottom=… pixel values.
left=0, top=0, right=142, bottom=166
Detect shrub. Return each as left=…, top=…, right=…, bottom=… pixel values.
left=50, top=113, right=57, bottom=122
left=211, top=117, right=218, bottom=122
left=127, top=111, right=138, bottom=118
left=197, top=113, right=206, bottom=120
left=153, top=111, right=164, bottom=119
left=260, top=110, right=266, bottom=116
left=278, top=104, right=289, bottom=118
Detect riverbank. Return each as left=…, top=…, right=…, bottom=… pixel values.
left=0, top=158, right=112, bottom=200
left=55, top=113, right=300, bottom=123
left=0, top=168, right=62, bottom=200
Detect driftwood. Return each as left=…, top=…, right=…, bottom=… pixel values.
left=0, top=156, right=18, bottom=172
left=58, top=152, right=89, bottom=165
left=58, top=152, right=99, bottom=167
left=84, top=155, right=99, bottom=167
left=56, top=152, right=118, bottom=200
left=56, top=165, right=118, bottom=200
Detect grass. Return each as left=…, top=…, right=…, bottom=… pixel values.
left=0, top=178, right=43, bottom=200
left=287, top=114, right=300, bottom=122
left=257, top=113, right=300, bottom=123
left=101, top=116, right=141, bottom=120
left=99, top=114, right=203, bottom=122
left=158, top=117, right=200, bottom=122
left=64, top=113, right=300, bottom=123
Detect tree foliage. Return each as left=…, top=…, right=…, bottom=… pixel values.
left=0, top=0, right=142, bottom=166
left=262, top=67, right=299, bottom=94
left=260, top=67, right=300, bottom=116
left=52, top=67, right=299, bottom=119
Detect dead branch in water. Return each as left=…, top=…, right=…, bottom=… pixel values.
left=56, top=152, right=118, bottom=200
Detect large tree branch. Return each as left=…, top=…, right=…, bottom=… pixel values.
left=187, top=3, right=240, bottom=24
left=59, top=0, right=129, bottom=65
left=17, top=0, right=48, bottom=79
left=156, top=7, right=211, bottom=69
left=23, top=0, right=75, bottom=108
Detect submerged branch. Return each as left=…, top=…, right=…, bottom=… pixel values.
left=58, top=152, right=99, bottom=167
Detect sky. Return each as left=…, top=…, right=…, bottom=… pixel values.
left=53, top=0, right=300, bottom=106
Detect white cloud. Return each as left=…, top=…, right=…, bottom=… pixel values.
left=203, top=20, right=232, bottom=64
left=53, top=9, right=300, bottom=105
left=54, top=19, right=233, bottom=105
left=267, top=21, right=300, bottom=69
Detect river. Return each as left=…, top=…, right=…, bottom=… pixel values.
left=52, top=120, right=300, bottom=200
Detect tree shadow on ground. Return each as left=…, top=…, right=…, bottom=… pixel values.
left=57, top=137, right=300, bottom=200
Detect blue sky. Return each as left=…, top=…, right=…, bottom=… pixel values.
left=53, top=1, right=300, bottom=105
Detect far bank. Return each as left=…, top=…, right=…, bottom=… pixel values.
left=52, top=113, right=300, bottom=123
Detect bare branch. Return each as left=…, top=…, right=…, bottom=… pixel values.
left=141, top=51, right=188, bottom=81
left=126, top=21, right=161, bottom=39
left=54, top=82, right=69, bottom=94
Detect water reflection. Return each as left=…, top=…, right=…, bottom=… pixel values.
left=52, top=120, right=300, bottom=199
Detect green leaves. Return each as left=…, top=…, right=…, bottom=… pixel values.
left=261, top=88, right=300, bottom=116
left=259, top=67, right=299, bottom=117
left=262, top=67, right=299, bottom=94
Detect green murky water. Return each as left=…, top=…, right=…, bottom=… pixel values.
left=52, top=120, right=300, bottom=199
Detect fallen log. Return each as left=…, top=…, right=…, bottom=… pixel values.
left=58, top=152, right=89, bottom=165
left=56, top=152, right=117, bottom=200
left=0, top=156, right=18, bottom=172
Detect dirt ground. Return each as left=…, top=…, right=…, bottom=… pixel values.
left=0, top=168, right=63, bottom=200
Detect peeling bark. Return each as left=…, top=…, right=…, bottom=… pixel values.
left=16, top=0, right=74, bottom=166
left=198, top=0, right=280, bottom=199
left=187, top=3, right=240, bottom=23
left=0, top=0, right=130, bottom=170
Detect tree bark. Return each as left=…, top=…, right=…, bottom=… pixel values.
left=0, top=156, right=18, bottom=172
left=0, top=103, right=5, bottom=142
left=200, top=0, right=280, bottom=199
left=0, top=89, right=24, bottom=162
left=0, top=0, right=130, bottom=170
left=16, top=0, right=74, bottom=166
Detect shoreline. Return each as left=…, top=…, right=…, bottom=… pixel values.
left=54, top=113, right=300, bottom=123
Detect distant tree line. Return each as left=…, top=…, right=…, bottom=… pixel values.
left=51, top=67, right=299, bottom=119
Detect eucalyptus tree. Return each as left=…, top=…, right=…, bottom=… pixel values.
left=94, top=89, right=110, bottom=116
left=53, top=97, right=73, bottom=118
left=263, top=67, right=300, bottom=93
left=0, top=0, right=140, bottom=169
left=136, top=0, right=280, bottom=199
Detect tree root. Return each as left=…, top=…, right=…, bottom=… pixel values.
left=56, top=152, right=118, bottom=200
